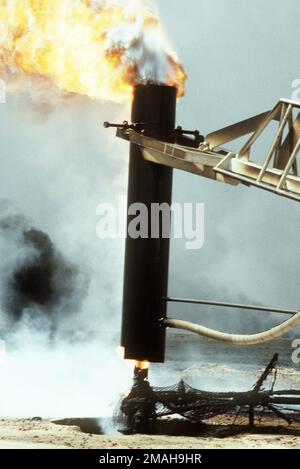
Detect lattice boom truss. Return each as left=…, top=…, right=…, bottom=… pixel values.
left=117, top=98, right=300, bottom=202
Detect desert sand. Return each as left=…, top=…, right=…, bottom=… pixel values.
left=0, top=416, right=299, bottom=449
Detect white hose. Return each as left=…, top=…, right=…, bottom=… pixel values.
left=164, top=312, right=300, bottom=345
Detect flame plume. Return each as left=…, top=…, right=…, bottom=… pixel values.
left=0, top=0, right=186, bottom=102
left=134, top=360, right=149, bottom=370
left=116, top=347, right=149, bottom=370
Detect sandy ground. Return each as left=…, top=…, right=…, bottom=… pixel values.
left=0, top=417, right=299, bottom=449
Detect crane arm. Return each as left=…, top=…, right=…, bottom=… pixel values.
left=115, top=98, right=300, bottom=202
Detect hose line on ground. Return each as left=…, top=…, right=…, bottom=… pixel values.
left=164, top=312, right=300, bottom=345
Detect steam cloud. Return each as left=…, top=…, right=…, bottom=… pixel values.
left=0, top=95, right=129, bottom=419
left=105, top=1, right=186, bottom=92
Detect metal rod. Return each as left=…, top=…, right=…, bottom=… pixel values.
left=272, top=390, right=300, bottom=396
left=239, top=103, right=280, bottom=158
left=175, top=126, right=200, bottom=136
left=163, top=297, right=297, bottom=315
left=277, top=136, right=300, bottom=190
left=214, top=166, right=300, bottom=202
left=257, top=103, right=292, bottom=183
left=270, top=397, right=300, bottom=405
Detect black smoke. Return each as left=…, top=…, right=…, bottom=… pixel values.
left=0, top=214, right=89, bottom=333
left=13, top=229, right=56, bottom=312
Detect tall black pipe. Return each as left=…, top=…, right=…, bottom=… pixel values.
left=121, top=84, right=177, bottom=363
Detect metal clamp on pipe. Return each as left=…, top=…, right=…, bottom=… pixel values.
left=174, top=126, right=204, bottom=148
left=104, top=121, right=204, bottom=148
left=104, top=121, right=150, bottom=133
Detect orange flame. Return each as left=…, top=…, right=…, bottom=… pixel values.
left=0, top=0, right=186, bottom=102
left=116, top=346, right=150, bottom=370
left=134, top=360, right=149, bottom=370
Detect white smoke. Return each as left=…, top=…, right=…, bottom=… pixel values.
left=0, top=339, right=132, bottom=419
left=104, top=0, right=180, bottom=87
left=0, top=92, right=131, bottom=418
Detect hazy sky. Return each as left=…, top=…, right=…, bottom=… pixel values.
left=156, top=0, right=300, bottom=332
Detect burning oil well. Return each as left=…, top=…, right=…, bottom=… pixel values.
left=104, top=83, right=210, bottom=433
left=105, top=82, right=300, bottom=434
left=0, top=0, right=299, bottom=437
